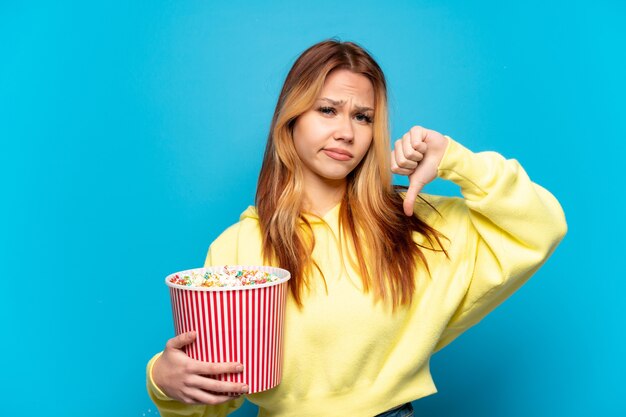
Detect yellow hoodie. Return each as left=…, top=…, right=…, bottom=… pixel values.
left=147, top=137, right=567, bottom=417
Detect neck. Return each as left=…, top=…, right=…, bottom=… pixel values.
left=302, top=173, right=346, bottom=217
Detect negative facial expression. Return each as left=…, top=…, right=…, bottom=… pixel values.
left=292, top=69, right=375, bottom=188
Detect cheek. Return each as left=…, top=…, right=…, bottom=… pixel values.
left=292, top=120, right=305, bottom=148
left=357, top=147, right=372, bottom=166
left=293, top=117, right=325, bottom=152
left=357, top=132, right=374, bottom=159
left=352, top=140, right=374, bottom=169
left=292, top=126, right=314, bottom=165
left=292, top=126, right=306, bottom=154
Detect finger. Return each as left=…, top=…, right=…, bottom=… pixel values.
left=189, top=374, right=249, bottom=395
left=194, top=361, right=245, bottom=376
left=185, top=388, right=242, bottom=405
left=414, top=140, right=427, bottom=155
left=166, top=331, right=197, bottom=350
left=411, top=148, right=441, bottom=187
left=402, top=132, right=424, bottom=162
left=404, top=150, right=441, bottom=216
left=390, top=150, right=415, bottom=175
left=394, top=139, right=418, bottom=170
left=409, top=126, right=426, bottom=150
left=403, top=179, right=424, bottom=216
left=393, top=167, right=414, bottom=176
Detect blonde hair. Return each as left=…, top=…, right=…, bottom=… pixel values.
left=256, top=39, right=446, bottom=308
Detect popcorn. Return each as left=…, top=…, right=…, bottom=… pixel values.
left=169, top=266, right=281, bottom=288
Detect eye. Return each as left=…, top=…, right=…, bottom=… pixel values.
left=354, top=113, right=373, bottom=124
left=317, top=106, right=336, bottom=116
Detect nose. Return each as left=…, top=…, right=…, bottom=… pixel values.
left=334, top=115, right=354, bottom=144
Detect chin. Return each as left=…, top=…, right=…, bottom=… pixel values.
left=320, top=171, right=352, bottom=181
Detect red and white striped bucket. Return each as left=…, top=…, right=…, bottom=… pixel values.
left=165, top=266, right=290, bottom=394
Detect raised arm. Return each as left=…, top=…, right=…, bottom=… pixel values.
left=392, top=126, right=567, bottom=351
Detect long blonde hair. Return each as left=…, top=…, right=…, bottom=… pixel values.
left=256, top=39, right=446, bottom=308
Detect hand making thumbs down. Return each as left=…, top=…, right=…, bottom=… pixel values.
left=390, top=126, right=449, bottom=216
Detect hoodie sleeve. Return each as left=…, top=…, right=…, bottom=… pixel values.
left=431, top=137, right=567, bottom=352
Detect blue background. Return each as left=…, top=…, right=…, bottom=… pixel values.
left=1, top=1, right=624, bottom=416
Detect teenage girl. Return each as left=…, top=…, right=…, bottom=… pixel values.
left=147, top=39, right=566, bottom=417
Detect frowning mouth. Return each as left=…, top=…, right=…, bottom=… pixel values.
left=322, top=148, right=353, bottom=161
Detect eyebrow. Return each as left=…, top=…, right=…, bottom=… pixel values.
left=318, top=97, right=374, bottom=112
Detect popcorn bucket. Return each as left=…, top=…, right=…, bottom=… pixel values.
left=165, top=266, right=290, bottom=394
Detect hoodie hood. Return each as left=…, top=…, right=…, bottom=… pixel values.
left=240, top=205, right=259, bottom=221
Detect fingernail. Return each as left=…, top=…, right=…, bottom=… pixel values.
left=236, top=365, right=244, bottom=372
left=241, top=385, right=249, bottom=393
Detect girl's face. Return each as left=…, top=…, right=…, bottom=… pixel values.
left=292, top=69, right=375, bottom=187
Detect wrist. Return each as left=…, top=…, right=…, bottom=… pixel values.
left=147, top=352, right=172, bottom=400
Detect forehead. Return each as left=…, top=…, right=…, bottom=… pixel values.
left=320, top=69, right=375, bottom=106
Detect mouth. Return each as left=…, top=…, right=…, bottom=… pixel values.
left=322, top=147, right=354, bottom=161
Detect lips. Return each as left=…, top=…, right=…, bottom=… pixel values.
left=322, top=147, right=353, bottom=161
